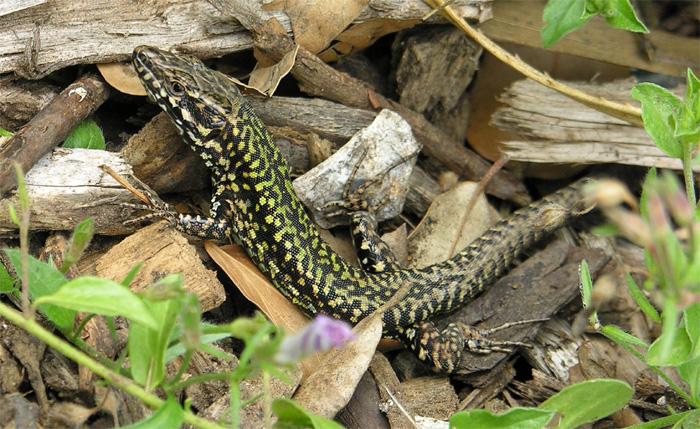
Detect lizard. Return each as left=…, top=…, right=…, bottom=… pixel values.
left=130, top=45, right=588, bottom=373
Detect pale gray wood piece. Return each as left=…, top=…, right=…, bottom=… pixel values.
left=493, top=78, right=694, bottom=171
left=0, top=148, right=143, bottom=236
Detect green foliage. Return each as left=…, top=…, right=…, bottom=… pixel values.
left=121, top=396, right=183, bottom=429
left=62, top=119, right=105, bottom=149
left=128, top=277, right=183, bottom=390
left=631, top=83, right=684, bottom=158
left=5, top=249, right=74, bottom=330
left=539, top=379, right=634, bottom=429
left=450, top=408, right=554, bottom=428
left=450, top=380, right=632, bottom=429
left=542, top=0, right=646, bottom=48
left=0, top=263, right=14, bottom=293
left=0, top=127, right=13, bottom=137
left=60, top=218, right=93, bottom=273
left=272, top=398, right=344, bottom=429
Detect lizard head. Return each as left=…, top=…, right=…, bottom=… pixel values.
left=132, top=46, right=240, bottom=154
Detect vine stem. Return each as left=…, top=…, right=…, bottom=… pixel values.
left=0, top=301, right=225, bottom=429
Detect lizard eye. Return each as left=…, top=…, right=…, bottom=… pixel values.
left=170, top=81, right=186, bottom=95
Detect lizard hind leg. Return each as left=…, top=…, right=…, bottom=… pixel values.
left=399, top=318, right=545, bottom=373
left=399, top=321, right=465, bottom=374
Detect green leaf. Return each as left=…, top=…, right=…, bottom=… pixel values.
left=128, top=297, right=181, bottom=390
left=121, top=396, right=183, bottom=429
left=677, top=357, right=700, bottom=407
left=0, top=262, right=15, bottom=293
left=541, top=0, right=587, bottom=48
left=601, top=325, right=648, bottom=348
left=674, top=409, right=700, bottom=428
left=5, top=249, right=75, bottom=330
left=0, top=127, right=13, bottom=137
left=539, top=379, right=633, bottom=429
left=33, top=276, right=158, bottom=330
left=626, top=274, right=661, bottom=324
left=121, top=263, right=142, bottom=287
left=60, top=218, right=94, bottom=273
left=647, top=322, right=691, bottom=366
left=599, top=0, right=648, bottom=33
left=631, top=83, right=683, bottom=158
left=685, top=303, right=700, bottom=357
left=62, top=119, right=105, bottom=150
left=580, top=260, right=592, bottom=309
left=272, top=398, right=344, bottom=429
left=449, top=408, right=554, bottom=429
left=676, top=69, right=700, bottom=144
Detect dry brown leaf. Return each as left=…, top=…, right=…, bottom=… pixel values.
left=318, top=18, right=420, bottom=62
left=292, top=312, right=383, bottom=418
left=283, top=0, right=369, bottom=54
left=408, top=182, right=500, bottom=268
left=97, top=61, right=146, bottom=96
left=248, top=44, right=299, bottom=97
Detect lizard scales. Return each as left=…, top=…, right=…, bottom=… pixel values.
left=132, top=46, right=585, bottom=372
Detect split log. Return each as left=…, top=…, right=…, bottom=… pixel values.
left=492, top=78, right=692, bottom=171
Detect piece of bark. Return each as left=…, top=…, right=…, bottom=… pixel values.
left=0, top=343, right=23, bottom=394
left=178, top=348, right=238, bottom=412
left=0, top=320, right=49, bottom=413
left=252, top=28, right=530, bottom=205
left=0, top=78, right=60, bottom=131
left=94, top=222, right=226, bottom=312
left=336, top=371, right=390, bottom=429
left=0, top=148, right=144, bottom=236
left=121, top=112, right=209, bottom=195
left=0, top=393, right=40, bottom=429
left=0, top=0, right=487, bottom=77
left=0, top=0, right=47, bottom=17
left=249, top=96, right=377, bottom=145
left=393, top=26, right=481, bottom=121
left=493, top=78, right=693, bottom=171
left=0, top=73, right=110, bottom=197
left=458, top=360, right=516, bottom=410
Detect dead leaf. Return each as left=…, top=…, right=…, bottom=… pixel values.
left=248, top=44, right=299, bottom=97
left=319, top=18, right=420, bottom=62
left=291, top=312, right=383, bottom=418
left=408, top=182, right=500, bottom=268
left=283, top=0, right=369, bottom=54
left=97, top=62, right=145, bottom=96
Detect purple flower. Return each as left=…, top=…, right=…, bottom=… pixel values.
left=276, top=315, right=355, bottom=364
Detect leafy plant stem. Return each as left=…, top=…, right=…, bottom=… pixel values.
left=169, top=348, right=195, bottom=388
left=264, top=370, right=272, bottom=429
left=602, top=327, right=695, bottom=406
left=13, top=163, right=32, bottom=318
left=0, top=301, right=225, bottom=429
left=229, top=374, right=241, bottom=429
left=682, top=142, right=696, bottom=208
left=626, top=411, right=686, bottom=429
left=169, top=371, right=239, bottom=392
